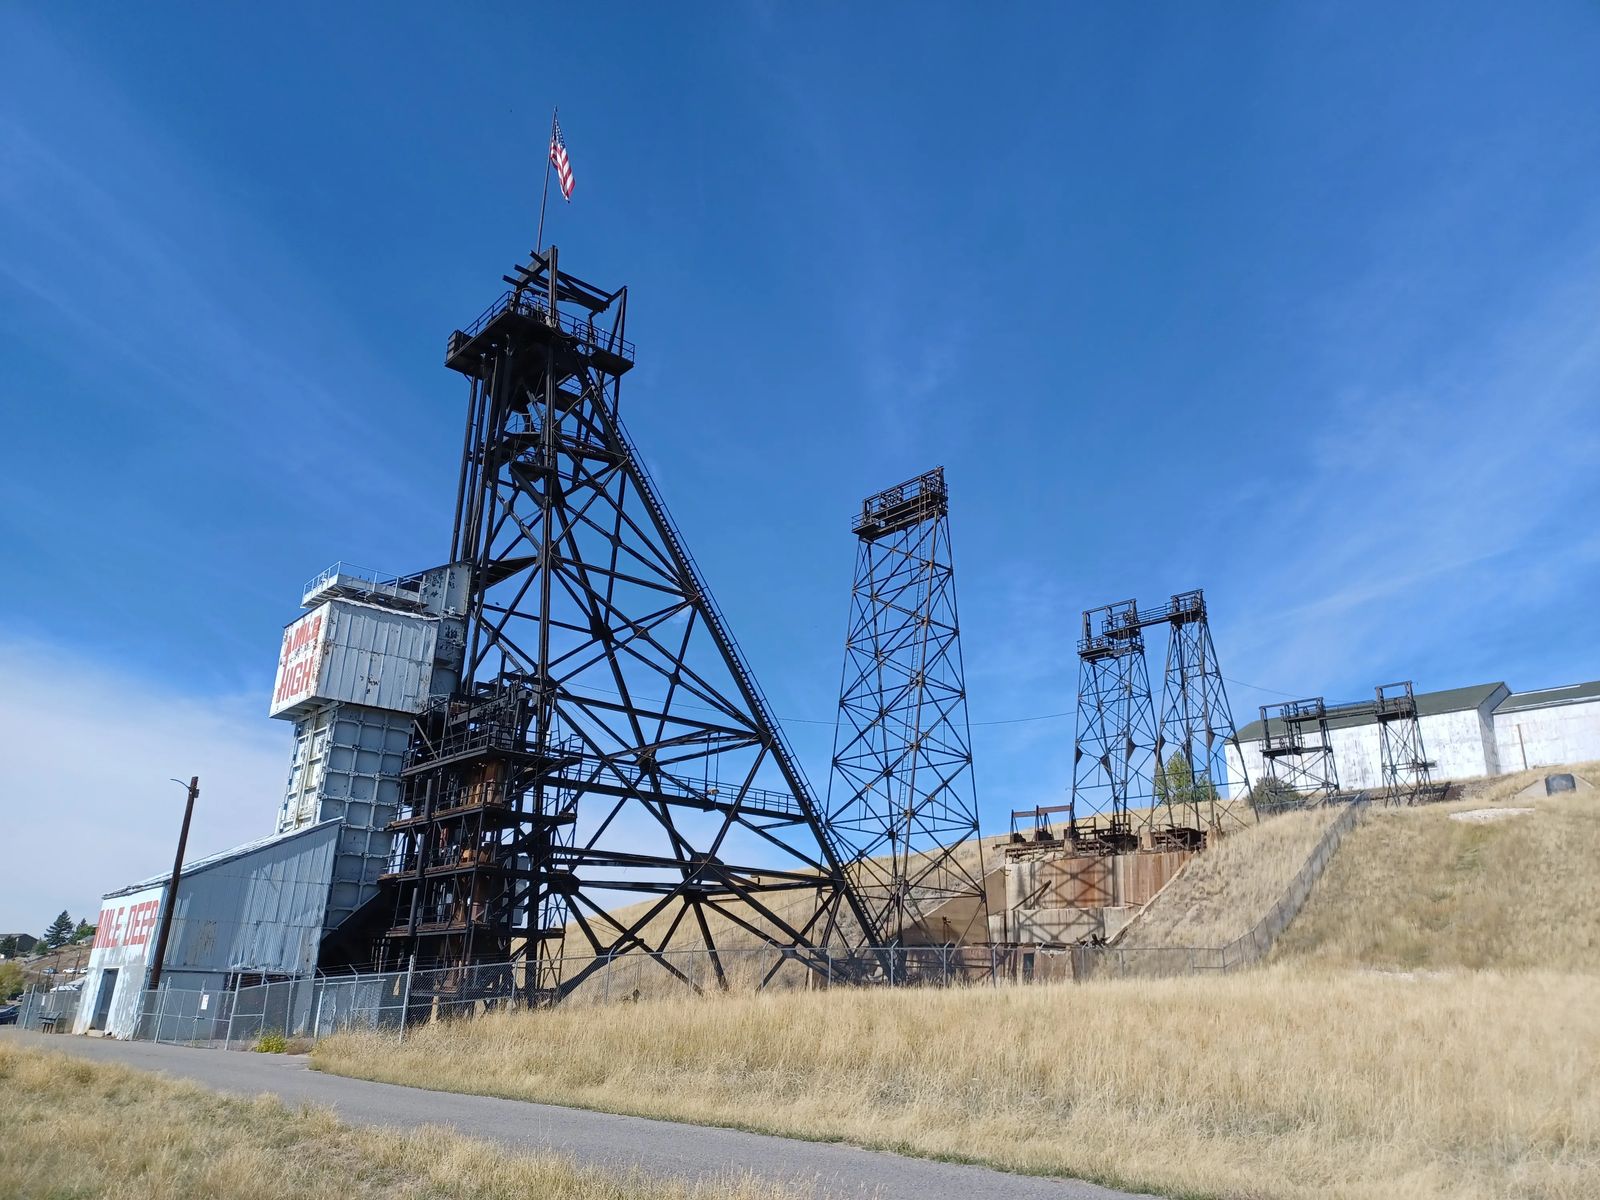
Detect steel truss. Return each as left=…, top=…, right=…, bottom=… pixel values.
left=1374, top=681, right=1433, bottom=805
left=825, top=468, right=988, bottom=947
left=383, top=248, right=874, bottom=1002
left=1152, top=590, right=1251, bottom=843
left=1258, top=697, right=1340, bottom=807
left=1069, top=592, right=1250, bottom=849
left=1259, top=682, right=1434, bottom=811
left=1069, top=601, right=1158, bottom=853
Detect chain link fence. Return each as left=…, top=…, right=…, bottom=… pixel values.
left=1074, top=797, right=1367, bottom=979
left=127, top=945, right=1019, bottom=1049
left=98, top=803, right=1373, bottom=1049
left=13, top=986, right=82, bottom=1033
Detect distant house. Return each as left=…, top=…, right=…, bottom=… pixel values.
left=1, top=933, right=39, bottom=955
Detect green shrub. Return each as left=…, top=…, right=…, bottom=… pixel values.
left=255, top=1031, right=288, bottom=1054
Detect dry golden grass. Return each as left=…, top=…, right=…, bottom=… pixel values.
left=315, top=968, right=1600, bottom=1200
left=1276, top=785, right=1600, bottom=971
left=1450, top=760, right=1599, bottom=805
left=1116, top=804, right=1341, bottom=948
left=0, top=1041, right=797, bottom=1200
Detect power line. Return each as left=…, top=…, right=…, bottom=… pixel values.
left=565, top=677, right=1298, bottom=730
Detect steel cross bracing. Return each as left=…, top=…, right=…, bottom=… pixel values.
left=383, top=248, right=874, bottom=1003
left=1069, top=600, right=1160, bottom=852
left=1374, top=681, right=1433, bottom=805
left=1259, top=681, right=1433, bottom=809
left=1151, top=590, right=1252, bottom=843
left=1258, top=697, right=1340, bottom=807
left=825, top=468, right=988, bottom=948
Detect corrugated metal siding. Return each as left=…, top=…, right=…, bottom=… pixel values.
left=316, top=601, right=437, bottom=714
left=1112, top=850, right=1189, bottom=906
left=1005, top=849, right=1192, bottom=915
left=276, top=704, right=411, bottom=931
left=163, top=820, right=339, bottom=976
left=75, top=822, right=340, bottom=1038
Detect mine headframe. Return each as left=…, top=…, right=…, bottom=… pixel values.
left=1257, top=681, right=1436, bottom=812
left=1069, top=599, right=1156, bottom=852
left=826, top=468, right=989, bottom=949
left=1069, top=589, right=1249, bottom=851
left=1257, top=697, right=1340, bottom=810
left=1149, top=589, right=1251, bottom=844
left=382, top=247, right=875, bottom=1003
left=1373, top=681, right=1435, bottom=805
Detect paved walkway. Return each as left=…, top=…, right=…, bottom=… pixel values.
left=3, top=1029, right=1154, bottom=1200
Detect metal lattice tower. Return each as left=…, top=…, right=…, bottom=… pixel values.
left=1069, top=601, right=1158, bottom=853
left=1375, top=681, right=1432, bottom=805
left=1152, top=590, right=1251, bottom=842
left=1258, top=698, right=1340, bottom=808
left=825, top=469, right=988, bottom=947
left=383, top=248, right=874, bottom=1001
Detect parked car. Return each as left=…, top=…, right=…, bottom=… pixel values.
left=0, top=1003, right=19, bottom=1026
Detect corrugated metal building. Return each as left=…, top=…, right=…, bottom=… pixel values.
left=1228, top=679, right=1600, bottom=793
left=270, top=563, right=467, bottom=934
left=72, top=820, right=340, bottom=1040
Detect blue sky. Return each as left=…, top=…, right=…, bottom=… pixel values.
left=3, top=3, right=1599, bottom=931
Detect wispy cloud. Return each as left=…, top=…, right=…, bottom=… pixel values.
left=1214, top=240, right=1600, bottom=698
left=0, top=638, right=288, bottom=933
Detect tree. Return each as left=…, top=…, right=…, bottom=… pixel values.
left=1154, top=751, right=1218, bottom=811
left=0, top=961, right=23, bottom=1001
left=43, top=911, right=74, bottom=950
left=1247, top=776, right=1302, bottom=816
left=0, top=935, right=16, bottom=959
left=71, top=920, right=96, bottom=944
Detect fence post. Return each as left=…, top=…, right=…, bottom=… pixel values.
left=224, top=974, right=241, bottom=1049
left=311, top=977, right=325, bottom=1041
left=154, top=986, right=169, bottom=1044
left=397, top=954, right=416, bottom=1044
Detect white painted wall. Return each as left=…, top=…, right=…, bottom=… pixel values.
left=72, top=884, right=163, bottom=1038
left=1494, top=699, right=1600, bottom=772
left=1228, top=705, right=1501, bottom=795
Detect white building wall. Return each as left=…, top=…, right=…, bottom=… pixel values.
left=1228, top=707, right=1500, bottom=796
left=73, top=884, right=163, bottom=1038
left=1494, top=699, right=1600, bottom=772
left=1423, top=709, right=1496, bottom=781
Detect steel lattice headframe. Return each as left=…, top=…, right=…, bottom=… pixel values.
left=1069, top=600, right=1158, bottom=851
left=1259, top=682, right=1434, bottom=810
left=1258, top=697, right=1340, bottom=807
left=1153, top=590, right=1252, bottom=841
left=383, top=248, right=875, bottom=1002
left=1070, top=591, right=1251, bottom=849
left=826, top=468, right=989, bottom=947
left=1374, top=681, right=1433, bottom=805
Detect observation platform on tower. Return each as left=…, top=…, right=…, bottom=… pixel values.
left=445, top=251, right=634, bottom=380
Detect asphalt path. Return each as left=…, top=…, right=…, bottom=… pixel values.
left=3, top=1029, right=1156, bottom=1200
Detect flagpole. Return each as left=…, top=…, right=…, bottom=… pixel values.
left=535, top=107, right=556, bottom=252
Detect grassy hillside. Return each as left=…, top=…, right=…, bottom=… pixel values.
left=0, top=1042, right=794, bottom=1200
left=316, top=969, right=1600, bottom=1200
left=316, top=770, right=1600, bottom=1198
left=1116, top=804, right=1340, bottom=948
left=1276, top=780, right=1600, bottom=971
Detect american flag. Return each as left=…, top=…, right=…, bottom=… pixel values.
left=550, top=113, right=574, bottom=201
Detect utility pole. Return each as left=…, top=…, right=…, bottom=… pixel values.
left=147, top=776, right=198, bottom=993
